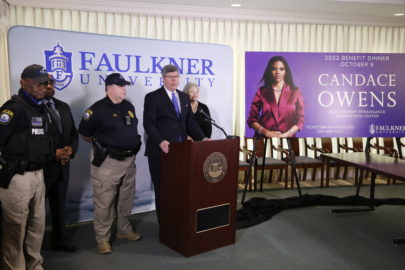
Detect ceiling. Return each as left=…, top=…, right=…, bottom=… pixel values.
left=7, top=0, right=405, bottom=26
left=106, top=0, right=405, bottom=17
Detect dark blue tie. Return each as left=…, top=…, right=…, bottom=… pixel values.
left=171, top=92, right=182, bottom=141
left=46, top=100, right=62, bottom=133
left=171, top=92, right=180, bottom=118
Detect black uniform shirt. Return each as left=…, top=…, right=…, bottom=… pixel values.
left=0, top=89, right=53, bottom=165
left=0, top=89, right=45, bottom=146
left=78, top=96, right=140, bottom=150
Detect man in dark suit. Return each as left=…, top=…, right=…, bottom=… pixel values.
left=43, top=78, right=79, bottom=252
left=143, top=65, right=207, bottom=219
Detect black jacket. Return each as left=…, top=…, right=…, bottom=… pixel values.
left=43, top=97, right=78, bottom=189
left=143, top=87, right=205, bottom=158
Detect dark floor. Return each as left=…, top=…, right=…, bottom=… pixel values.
left=42, top=182, right=405, bottom=270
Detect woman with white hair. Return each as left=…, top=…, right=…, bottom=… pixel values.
left=183, top=82, right=212, bottom=138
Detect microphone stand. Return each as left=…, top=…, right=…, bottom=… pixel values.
left=200, top=109, right=236, bottom=139
left=203, top=118, right=231, bottom=138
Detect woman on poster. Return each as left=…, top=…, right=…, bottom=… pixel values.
left=247, top=55, right=305, bottom=138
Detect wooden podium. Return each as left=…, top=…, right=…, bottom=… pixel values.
left=160, top=138, right=239, bottom=257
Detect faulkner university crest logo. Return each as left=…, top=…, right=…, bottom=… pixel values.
left=45, top=42, right=73, bottom=91
left=203, top=152, right=228, bottom=183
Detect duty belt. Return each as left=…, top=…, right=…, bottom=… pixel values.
left=3, top=157, right=44, bottom=173
left=108, top=147, right=135, bottom=161
left=25, top=163, right=44, bottom=172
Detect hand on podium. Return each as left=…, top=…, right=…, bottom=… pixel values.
left=160, top=140, right=170, bottom=153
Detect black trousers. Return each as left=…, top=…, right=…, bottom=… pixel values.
left=147, top=156, right=161, bottom=221
left=46, top=179, right=69, bottom=246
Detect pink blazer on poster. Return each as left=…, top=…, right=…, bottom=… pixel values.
left=247, top=84, right=305, bottom=135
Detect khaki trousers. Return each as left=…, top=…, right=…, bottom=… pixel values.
left=0, top=170, right=45, bottom=270
left=91, top=155, right=136, bottom=243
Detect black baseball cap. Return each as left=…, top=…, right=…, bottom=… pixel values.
left=21, top=64, right=50, bottom=83
left=105, top=73, right=131, bottom=87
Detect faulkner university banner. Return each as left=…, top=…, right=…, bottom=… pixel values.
left=8, top=26, right=233, bottom=223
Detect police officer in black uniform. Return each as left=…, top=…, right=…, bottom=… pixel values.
left=78, top=73, right=142, bottom=255
left=0, top=64, right=54, bottom=270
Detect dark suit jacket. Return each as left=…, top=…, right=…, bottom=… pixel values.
left=143, top=87, right=205, bottom=158
left=194, top=102, right=212, bottom=138
left=43, top=97, right=79, bottom=188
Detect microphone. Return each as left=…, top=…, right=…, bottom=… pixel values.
left=199, top=109, right=215, bottom=123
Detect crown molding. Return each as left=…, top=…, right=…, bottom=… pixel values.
left=7, top=0, right=405, bottom=27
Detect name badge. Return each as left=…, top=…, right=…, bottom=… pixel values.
left=32, top=128, right=45, bottom=135
left=125, top=115, right=131, bottom=125
left=31, top=117, right=43, bottom=127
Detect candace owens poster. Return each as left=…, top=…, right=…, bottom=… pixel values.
left=245, top=52, right=405, bottom=138
left=8, top=26, right=233, bottom=223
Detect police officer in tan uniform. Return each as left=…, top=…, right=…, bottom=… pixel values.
left=78, top=73, right=142, bottom=255
left=0, top=64, right=55, bottom=270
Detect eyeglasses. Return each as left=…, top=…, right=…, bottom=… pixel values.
left=36, top=81, right=50, bottom=86
left=164, top=75, right=180, bottom=79
left=37, top=80, right=54, bottom=86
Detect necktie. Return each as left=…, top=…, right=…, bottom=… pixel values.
left=171, top=92, right=180, bottom=118
left=46, top=101, right=63, bottom=133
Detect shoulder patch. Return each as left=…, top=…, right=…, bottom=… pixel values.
left=0, top=109, right=14, bottom=125
left=83, top=109, right=93, bottom=121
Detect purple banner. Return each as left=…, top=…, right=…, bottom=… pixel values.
left=245, top=52, right=405, bottom=138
